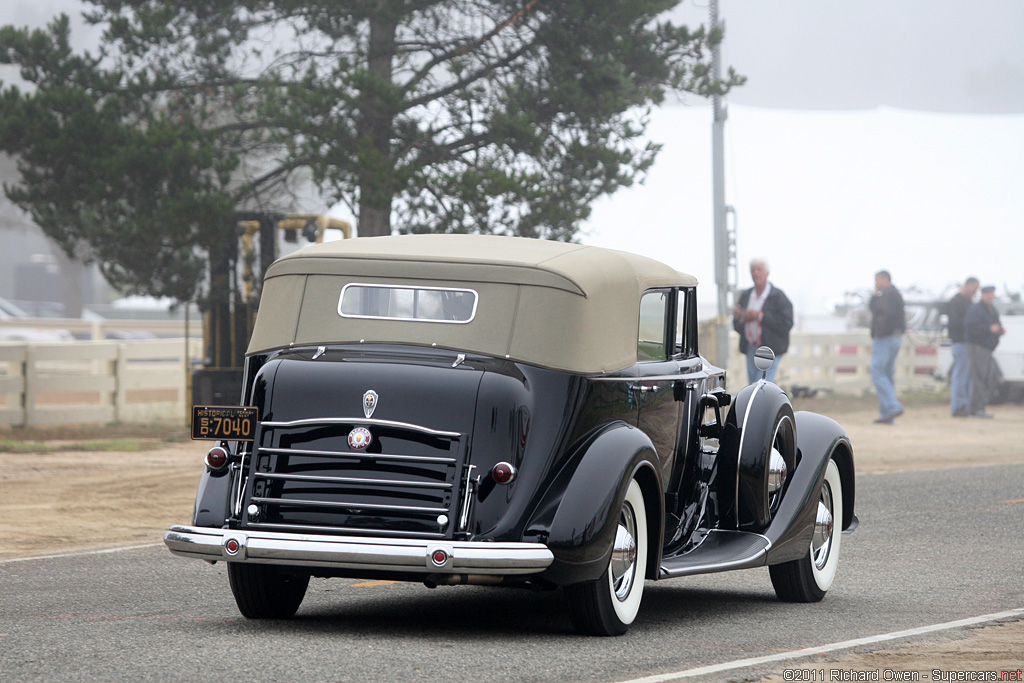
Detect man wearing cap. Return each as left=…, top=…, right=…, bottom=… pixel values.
left=944, top=277, right=980, bottom=417
left=964, top=285, right=1006, bottom=418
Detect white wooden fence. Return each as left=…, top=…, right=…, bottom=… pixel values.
left=0, top=317, right=191, bottom=341
left=720, top=329, right=943, bottom=395
left=0, top=338, right=199, bottom=427
left=0, top=330, right=944, bottom=428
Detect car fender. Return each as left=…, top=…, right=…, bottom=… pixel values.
left=193, top=466, right=234, bottom=528
left=723, top=381, right=796, bottom=531
left=527, top=422, right=663, bottom=586
left=764, top=411, right=856, bottom=564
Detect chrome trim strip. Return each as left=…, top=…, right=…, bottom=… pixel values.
left=257, top=446, right=456, bottom=464
left=164, top=525, right=553, bottom=574
left=254, top=472, right=452, bottom=489
left=232, top=453, right=249, bottom=518
left=591, top=370, right=707, bottom=383
left=250, top=496, right=447, bottom=514
left=260, top=417, right=461, bottom=438
left=458, top=464, right=477, bottom=532
left=245, top=522, right=446, bottom=538
left=659, top=531, right=772, bottom=578
left=736, top=380, right=765, bottom=513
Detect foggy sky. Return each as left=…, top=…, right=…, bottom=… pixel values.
left=3, top=0, right=1023, bottom=114
left=3, top=1, right=1022, bottom=316
left=673, top=0, right=1024, bottom=114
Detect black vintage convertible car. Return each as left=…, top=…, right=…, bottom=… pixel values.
left=165, top=234, right=857, bottom=636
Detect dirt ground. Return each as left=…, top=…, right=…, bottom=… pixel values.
left=2, top=397, right=1022, bottom=677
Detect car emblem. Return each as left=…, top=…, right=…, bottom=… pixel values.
left=348, top=427, right=372, bottom=450
left=363, top=390, right=378, bottom=418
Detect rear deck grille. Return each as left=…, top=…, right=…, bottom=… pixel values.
left=242, top=418, right=464, bottom=538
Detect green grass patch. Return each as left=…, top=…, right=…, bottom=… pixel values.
left=0, top=423, right=187, bottom=454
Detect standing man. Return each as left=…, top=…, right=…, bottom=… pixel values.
left=869, top=270, right=906, bottom=424
left=732, top=259, right=794, bottom=384
left=964, top=285, right=1006, bottom=418
left=944, top=277, right=979, bottom=417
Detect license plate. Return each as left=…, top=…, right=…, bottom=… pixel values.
left=191, top=406, right=259, bottom=441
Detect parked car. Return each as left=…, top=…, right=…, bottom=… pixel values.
left=165, top=235, right=857, bottom=636
left=0, top=296, right=74, bottom=341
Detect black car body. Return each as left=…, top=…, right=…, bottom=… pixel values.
left=166, top=234, right=857, bottom=635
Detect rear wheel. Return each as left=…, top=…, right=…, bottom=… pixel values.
left=227, top=563, right=309, bottom=618
left=565, top=478, right=648, bottom=636
left=769, top=457, right=843, bottom=602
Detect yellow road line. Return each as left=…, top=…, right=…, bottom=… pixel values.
left=350, top=580, right=400, bottom=588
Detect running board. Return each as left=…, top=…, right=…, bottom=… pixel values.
left=659, top=530, right=770, bottom=578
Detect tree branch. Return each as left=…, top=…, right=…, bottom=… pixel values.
left=403, top=39, right=534, bottom=111
left=400, top=0, right=539, bottom=98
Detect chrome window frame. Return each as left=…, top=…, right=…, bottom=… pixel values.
left=637, top=288, right=670, bottom=363
left=337, top=282, right=479, bottom=324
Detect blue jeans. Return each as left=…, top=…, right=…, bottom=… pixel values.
left=949, top=342, right=971, bottom=414
left=871, top=334, right=903, bottom=417
left=746, top=349, right=783, bottom=384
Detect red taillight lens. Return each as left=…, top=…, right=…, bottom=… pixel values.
left=491, top=462, right=516, bottom=485
left=205, top=446, right=229, bottom=470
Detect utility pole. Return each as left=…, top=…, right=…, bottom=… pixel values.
left=709, top=0, right=735, bottom=369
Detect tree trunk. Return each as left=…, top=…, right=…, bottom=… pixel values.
left=49, top=241, right=86, bottom=318
left=357, top=10, right=399, bottom=238
left=358, top=203, right=392, bottom=237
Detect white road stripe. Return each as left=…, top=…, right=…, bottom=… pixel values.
left=0, top=543, right=163, bottom=564
left=615, top=608, right=1024, bottom=683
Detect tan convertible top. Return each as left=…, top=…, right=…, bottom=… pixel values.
left=248, top=234, right=697, bottom=374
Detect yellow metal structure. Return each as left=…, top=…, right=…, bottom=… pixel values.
left=191, top=213, right=352, bottom=407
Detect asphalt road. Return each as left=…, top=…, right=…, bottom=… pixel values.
left=2, top=463, right=1022, bottom=683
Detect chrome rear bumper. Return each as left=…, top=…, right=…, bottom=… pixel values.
left=163, top=525, right=553, bottom=575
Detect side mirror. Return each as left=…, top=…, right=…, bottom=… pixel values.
left=753, top=346, right=776, bottom=380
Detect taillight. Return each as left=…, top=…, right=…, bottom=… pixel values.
left=491, top=461, right=517, bottom=484
left=205, top=446, right=229, bottom=470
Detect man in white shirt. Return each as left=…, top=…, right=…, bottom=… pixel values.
left=732, top=259, right=795, bottom=384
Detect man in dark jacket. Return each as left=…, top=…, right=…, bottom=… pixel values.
left=964, top=285, right=1006, bottom=418
left=869, top=270, right=906, bottom=424
left=732, top=259, right=794, bottom=383
left=944, top=277, right=979, bottom=416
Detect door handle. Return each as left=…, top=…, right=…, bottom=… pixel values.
left=696, top=394, right=724, bottom=439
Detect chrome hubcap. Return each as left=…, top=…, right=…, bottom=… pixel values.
left=610, top=505, right=638, bottom=601
left=811, top=482, right=835, bottom=570
left=767, top=416, right=793, bottom=517
left=767, top=447, right=788, bottom=512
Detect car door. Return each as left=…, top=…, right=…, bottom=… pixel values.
left=634, top=289, right=684, bottom=484
left=663, top=286, right=729, bottom=546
